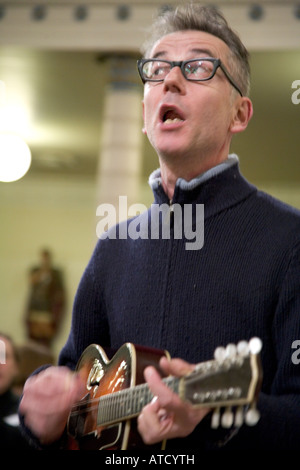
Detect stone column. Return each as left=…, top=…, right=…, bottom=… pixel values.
left=96, top=54, right=143, bottom=224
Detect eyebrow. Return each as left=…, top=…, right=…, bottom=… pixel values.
left=152, top=48, right=217, bottom=59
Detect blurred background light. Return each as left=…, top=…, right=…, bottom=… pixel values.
left=0, top=133, right=31, bottom=182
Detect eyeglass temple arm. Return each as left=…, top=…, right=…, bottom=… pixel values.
left=219, top=62, right=243, bottom=96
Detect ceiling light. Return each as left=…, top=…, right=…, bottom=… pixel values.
left=294, top=4, right=300, bottom=19
left=116, top=5, right=130, bottom=21
left=0, top=133, right=31, bottom=182
left=249, top=4, right=264, bottom=21
left=74, top=6, right=88, bottom=21
left=32, top=5, right=47, bottom=21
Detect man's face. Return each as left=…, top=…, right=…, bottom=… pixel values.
left=142, top=30, right=241, bottom=168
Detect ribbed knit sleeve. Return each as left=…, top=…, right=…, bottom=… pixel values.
left=58, top=242, right=111, bottom=369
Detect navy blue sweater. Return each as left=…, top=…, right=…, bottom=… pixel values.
left=59, top=158, right=300, bottom=450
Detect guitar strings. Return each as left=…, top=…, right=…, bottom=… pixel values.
left=69, top=356, right=223, bottom=418
left=69, top=383, right=153, bottom=417
left=68, top=377, right=177, bottom=418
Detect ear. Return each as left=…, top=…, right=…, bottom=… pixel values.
left=142, top=100, right=147, bottom=135
left=230, top=97, right=253, bottom=135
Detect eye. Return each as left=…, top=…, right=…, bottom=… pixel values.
left=150, top=62, right=169, bottom=78
left=143, top=61, right=170, bottom=80
left=185, top=60, right=214, bottom=78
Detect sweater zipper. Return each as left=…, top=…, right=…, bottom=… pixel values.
left=168, top=198, right=174, bottom=228
left=160, top=198, right=175, bottom=346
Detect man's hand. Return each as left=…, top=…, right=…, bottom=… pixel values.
left=137, top=357, right=210, bottom=445
left=19, top=366, right=85, bottom=445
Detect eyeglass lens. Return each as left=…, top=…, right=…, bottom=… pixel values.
left=142, top=59, right=215, bottom=81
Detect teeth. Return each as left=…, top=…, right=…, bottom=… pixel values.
left=164, top=118, right=183, bottom=124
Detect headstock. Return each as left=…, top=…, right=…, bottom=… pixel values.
left=182, top=337, right=262, bottom=429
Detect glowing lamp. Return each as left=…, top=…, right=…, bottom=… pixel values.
left=0, top=133, right=31, bottom=182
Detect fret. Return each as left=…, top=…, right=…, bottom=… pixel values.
left=97, top=377, right=180, bottom=427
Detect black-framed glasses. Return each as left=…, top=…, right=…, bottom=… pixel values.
left=137, top=57, right=243, bottom=97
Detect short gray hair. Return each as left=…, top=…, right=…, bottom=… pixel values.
left=141, top=4, right=250, bottom=96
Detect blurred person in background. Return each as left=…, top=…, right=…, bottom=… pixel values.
left=25, top=249, right=66, bottom=349
left=0, top=333, right=32, bottom=449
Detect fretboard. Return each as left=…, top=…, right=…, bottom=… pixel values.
left=97, top=376, right=179, bottom=426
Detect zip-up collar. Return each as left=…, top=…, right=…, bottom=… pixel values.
left=148, top=154, right=257, bottom=219
left=149, top=154, right=239, bottom=194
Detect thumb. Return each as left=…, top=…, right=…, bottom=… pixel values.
left=68, top=373, right=86, bottom=404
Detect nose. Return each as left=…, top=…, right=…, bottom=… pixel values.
left=163, top=65, right=186, bottom=94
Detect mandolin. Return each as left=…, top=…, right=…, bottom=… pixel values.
left=66, top=338, right=262, bottom=450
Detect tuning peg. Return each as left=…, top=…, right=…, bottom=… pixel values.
left=245, top=403, right=260, bottom=426
left=211, top=407, right=221, bottom=429
left=221, top=406, right=234, bottom=428
left=249, top=337, right=262, bottom=355
left=214, top=346, right=226, bottom=362
left=237, top=340, right=249, bottom=357
left=225, top=343, right=237, bottom=359
left=234, top=406, right=244, bottom=427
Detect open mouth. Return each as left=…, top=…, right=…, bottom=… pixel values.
left=160, top=106, right=185, bottom=125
